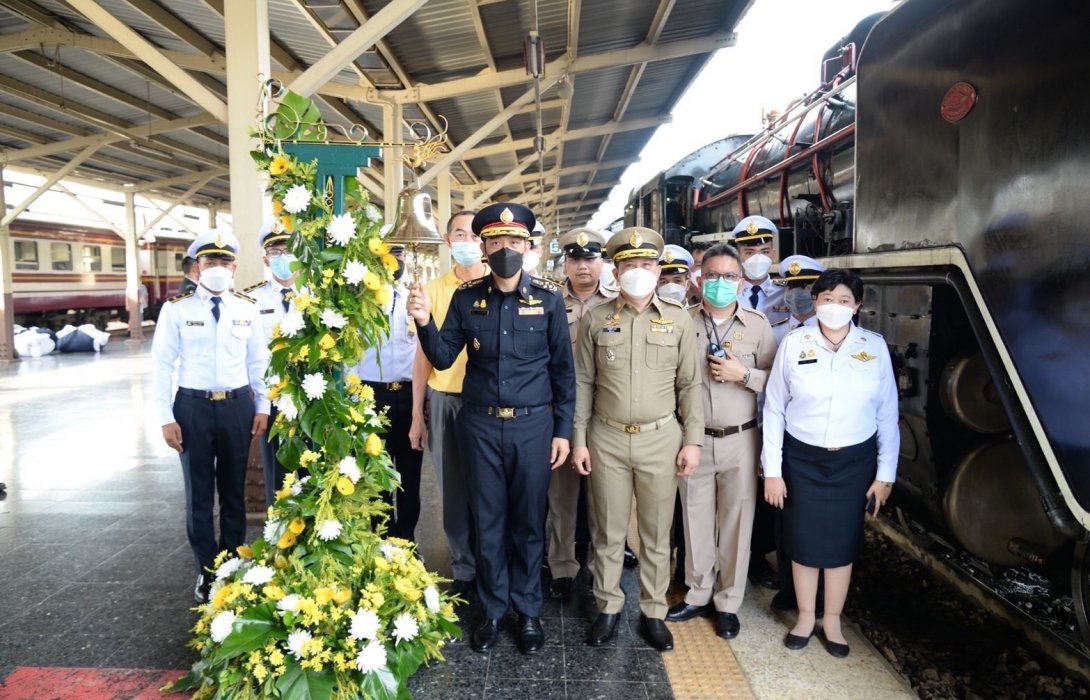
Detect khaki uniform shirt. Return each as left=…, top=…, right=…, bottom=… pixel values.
left=573, top=294, right=704, bottom=448
left=689, top=304, right=777, bottom=427
left=563, top=280, right=618, bottom=345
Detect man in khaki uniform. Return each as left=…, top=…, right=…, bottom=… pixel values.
left=572, top=227, right=704, bottom=652
left=665, top=243, right=776, bottom=640
left=547, top=227, right=617, bottom=600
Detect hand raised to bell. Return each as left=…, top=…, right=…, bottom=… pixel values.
left=406, top=282, right=432, bottom=325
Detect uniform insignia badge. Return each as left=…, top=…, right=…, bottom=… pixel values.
left=500, top=207, right=514, bottom=224
left=480, top=297, right=487, bottom=309
left=663, top=249, right=675, bottom=263
left=733, top=331, right=744, bottom=341
left=724, top=341, right=732, bottom=350
left=804, top=334, right=812, bottom=340
left=518, top=307, right=545, bottom=315
left=799, top=351, right=806, bottom=359
left=649, top=319, right=674, bottom=333
left=629, top=231, right=643, bottom=248
left=606, top=348, right=616, bottom=362
left=746, top=220, right=759, bottom=235
left=473, top=338, right=481, bottom=351
left=852, top=351, right=877, bottom=362
left=807, top=349, right=815, bottom=358
left=519, top=295, right=543, bottom=306
left=789, top=260, right=802, bottom=276
left=576, top=232, right=589, bottom=248
left=215, top=232, right=225, bottom=248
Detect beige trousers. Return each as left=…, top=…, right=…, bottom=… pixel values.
left=547, top=458, right=586, bottom=579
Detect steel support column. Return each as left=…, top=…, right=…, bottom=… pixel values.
left=0, top=166, right=14, bottom=361
left=436, top=168, right=451, bottom=275
left=123, top=189, right=144, bottom=340
left=382, top=102, right=404, bottom=224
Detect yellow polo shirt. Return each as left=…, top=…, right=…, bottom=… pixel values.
left=425, top=269, right=475, bottom=393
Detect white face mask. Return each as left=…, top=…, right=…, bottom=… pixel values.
left=600, top=262, right=616, bottom=287
left=619, top=267, right=658, bottom=298
left=815, top=303, right=855, bottom=330
left=657, top=282, right=687, bottom=302
left=200, top=266, right=233, bottom=293
left=742, top=253, right=772, bottom=280
left=522, top=250, right=541, bottom=273
left=690, top=269, right=702, bottom=285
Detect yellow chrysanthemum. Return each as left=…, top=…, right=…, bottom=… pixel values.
left=359, top=385, right=375, bottom=402
left=274, top=554, right=290, bottom=570
left=236, top=545, right=253, bottom=559
left=330, top=349, right=342, bottom=362
left=369, top=591, right=385, bottom=608
left=269, top=648, right=285, bottom=666
left=333, top=588, right=352, bottom=606
left=293, top=293, right=317, bottom=311
left=277, top=531, right=297, bottom=549
left=281, top=214, right=294, bottom=232
left=314, top=587, right=335, bottom=606
left=441, top=602, right=455, bottom=618
left=269, top=156, right=291, bottom=176
left=300, top=450, right=320, bottom=467
left=271, top=323, right=282, bottom=339
left=318, top=333, right=336, bottom=350
left=274, top=485, right=291, bottom=501
left=294, top=345, right=310, bottom=362
left=381, top=252, right=398, bottom=271
left=349, top=407, right=366, bottom=424
left=289, top=517, right=306, bottom=535
left=345, top=373, right=361, bottom=388
left=262, top=585, right=285, bottom=601
left=374, top=285, right=392, bottom=307
left=272, top=199, right=284, bottom=215
left=213, top=550, right=231, bottom=567
left=211, top=584, right=233, bottom=610
left=374, top=557, right=391, bottom=572
left=368, top=238, right=389, bottom=255
left=365, top=433, right=383, bottom=456
left=336, top=476, right=355, bottom=496
left=252, top=663, right=269, bottom=681
left=363, top=272, right=382, bottom=291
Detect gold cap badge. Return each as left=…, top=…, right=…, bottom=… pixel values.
left=746, top=220, right=759, bottom=235
left=214, top=232, right=225, bottom=248
left=663, top=250, right=675, bottom=263
left=500, top=207, right=514, bottom=225
left=576, top=232, right=589, bottom=248
left=789, top=260, right=801, bottom=276
left=630, top=231, right=643, bottom=248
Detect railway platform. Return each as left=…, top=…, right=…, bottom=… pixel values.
left=0, top=345, right=915, bottom=699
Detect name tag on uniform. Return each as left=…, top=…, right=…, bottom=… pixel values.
left=233, top=319, right=252, bottom=326
left=260, top=308, right=275, bottom=315
left=518, top=307, right=545, bottom=316
left=773, top=304, right=789, bottom=313
left=649, top=324, right=674, bottom=334
left=798, top=358, right=818, bottom=365
left=471, top=308, right=489, bottom=316
left=601, top=326, right=621, bottom=333
left=186, top=321, right=204, bottom=326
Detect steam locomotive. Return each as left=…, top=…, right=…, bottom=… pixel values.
left=627, top=0, right=1090, bottom=647
left=7, top=221, right=188, bottom=328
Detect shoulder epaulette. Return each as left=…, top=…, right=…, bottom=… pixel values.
left=232, top=291, right=257, bottom=303
left=742, top=306, right=768, bottom=320
left=457, top=275, right=488, bottom=291
left=859, top=327, right=883, bottom=338
left=530, top=276, right=559, bottom=293
left=770, top=317, right=789, bottom=326
left=601, top=282, right=620, bottom=294
left=168, top=291, right=194, bottom=303
left=657, top=295, right=684, bottom=307
left=243, top=281, right=266, bottom=293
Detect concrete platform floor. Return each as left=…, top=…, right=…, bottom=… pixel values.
left=0, top=343, right=915, bottom=699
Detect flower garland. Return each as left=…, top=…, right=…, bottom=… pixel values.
left=167, top=91, right=459, bottom=700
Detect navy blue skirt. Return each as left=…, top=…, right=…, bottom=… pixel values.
left=782, top=432, right=877, bottom=569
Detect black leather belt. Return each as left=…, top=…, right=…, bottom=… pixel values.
left=466, top=404, right=547, bottom=420
left=178, top=386, right=251, bottom=401
left=705, top=418, right=758, bottom=438
left=366, top=380, right=410, bottom=392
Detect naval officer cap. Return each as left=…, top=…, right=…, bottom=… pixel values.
left=187, top=229, right=239, bottom=260
left=472, top=202, right=536, bottom=239
left=258, top=217, right=290, bottom=249
left=559, top=227, right=607, bottom=259
left=607, top=227, right=664, bottom=262
left=779, top=255, right=826, bottom=287
left=659, top=244, right=694, bottom=275
left=529, top=220, right=545, bottom=248
left=732, top=215, right=777, bottom=245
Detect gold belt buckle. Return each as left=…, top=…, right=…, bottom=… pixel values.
left=497, top=407, right=516, bottom=419
left=389, top=382, right=403, bottom=391
left=624, top=424, right=641, bottom=434
left=827, top=446, right=841, bottom=452
left=210, top=390, right=227, bottom=401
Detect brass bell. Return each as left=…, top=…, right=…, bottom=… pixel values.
left=387, top=185, right=442, bottom=245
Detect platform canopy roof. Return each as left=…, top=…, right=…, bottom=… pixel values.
left=0, top=0, right=750, bottom=230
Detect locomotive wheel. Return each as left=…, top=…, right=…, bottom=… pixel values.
left=1070, top=541, right=1090, bottom=645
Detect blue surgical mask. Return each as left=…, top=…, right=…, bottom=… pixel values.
left=269, top=254, right=295, bottom=281
left=703, top=278, right=739, bottom=308
left=785, top=287, right=814, bottom=316
left=450, top=241, right=482, bottom=267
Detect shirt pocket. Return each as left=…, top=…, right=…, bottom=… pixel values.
left=180, top=323, right=210, bottom=356
left=468, top=315, right=497, bottom=357
left=728, top=339, right=758, bottom=367
left=229, top=322, right=254, bottom=351
left=595, top=331, right=629, bottom=369
left=645, top=331, right=680, bottom=369
left=512, top=314, right=548, bottom=358
left=846, top=356, right=882, bottom=386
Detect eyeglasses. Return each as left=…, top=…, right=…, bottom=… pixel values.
left=702, top=272, right=743, bottom=282
left=265, top=249, right=290, bottom=258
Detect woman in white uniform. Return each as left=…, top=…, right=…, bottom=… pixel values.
left=762, top=269, right=899, bottom=658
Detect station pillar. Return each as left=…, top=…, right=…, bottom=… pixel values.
left=435, top=167, right=451, bottom=275
left=0, top=166, right=14, bottom=361
left=123, top=189, right=144, bottom=341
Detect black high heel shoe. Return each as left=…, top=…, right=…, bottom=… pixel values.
left=783, top=627, right=815, bottom=650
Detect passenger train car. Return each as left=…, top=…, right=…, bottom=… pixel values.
left=628, top=0, right=1090, bottom=648
left=7, top=221, right=189, bottom=328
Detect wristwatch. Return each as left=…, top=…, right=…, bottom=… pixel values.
left=742, top=369, right=751, bottom=386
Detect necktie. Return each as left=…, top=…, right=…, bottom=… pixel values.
left=280, top=288, right=291, bottom=313
left=211, top=296, right=222, bottom=322
left=748, top=285, right=760, bottom=309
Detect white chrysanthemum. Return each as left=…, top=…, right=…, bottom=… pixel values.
left=287, top=630, right=312, bottom=659
left=320, top=308, right=348, bottom=329
left=380, top=543, right=401, bottom=560
left=267, top=373, right=281, bottom=388
left=264, top=518, right=286, bottom=543
left=378, top=222, right=393, bottom=236
left=210, top=611, right=237, bottom=643
left=356, top=640, right=387, bottom=674
left=290, top=474, right=309, bottom=496
left=343, top=260, right=368, bottom=286
left=326, top=213, right=356, bottom=246
left=279, top=308, right=305, bottom=337
left=316, top=519, right=343, bottom=541
left=275, top=393, right=298, bottom=421
left=392, top=613, right=419, bottom=645
left=381, top=285, right=395, bottom=315
left=338, top=456, right=361, bottom=484
left=215, top=557, right=243, bottom=581
left=282, top=184, right=311, bottom=214
left=277, top=594, right=300, bottom=613
left=349, top=607, right=381, bottom=641
left=424, top=585, right=441, bottom=613
left=242, top=565, right=275, bottom=586
left=301, top=373, right=327, bottom=401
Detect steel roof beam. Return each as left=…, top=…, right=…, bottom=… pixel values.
left=130, top=169, right=229, bottom=193
left=463, top=116, right=669, bottom=161
left=2, top=143, right=99, bottom=226
left=138, top=174, right=215, bottom=236
left=376, top=32, right=736, bottom=105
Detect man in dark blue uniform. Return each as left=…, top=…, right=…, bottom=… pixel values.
left=407, top=203, right=575, bottom=655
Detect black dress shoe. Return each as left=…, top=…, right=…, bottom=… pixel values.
left=749, top=560, right=781, bottom=590
left=821, top=631, right=850, bottom=658
left=715, top=612, right=740, bottom=640
left=471, top=618, right=502, bottom=652
left=587, top=612, right=621, bottom=646
left=549, top=577, right=573, bottom=600
left=783, top=628, right=815, bottom=650
left=665, top=601, right=714, bottom=622
left=623, top=544, right=639, bottom=569
left=640, top=615, right=674, bottom=651
left=515, top=614, right=545, bottom=654
left=194, top=574, right=211, bottom=603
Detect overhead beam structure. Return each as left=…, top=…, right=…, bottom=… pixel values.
left=463, top=116, right=670, bottom=161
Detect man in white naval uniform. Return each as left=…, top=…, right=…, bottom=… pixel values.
left=735, top=216, right=790, bottom=341
left=152, top=229, right=270, bottom=602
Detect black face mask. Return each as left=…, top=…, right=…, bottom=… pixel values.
left=392, top=261, right=405, bottom=281
left=487, top=247, right=524, bottom=279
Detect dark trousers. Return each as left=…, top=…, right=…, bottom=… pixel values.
left=366, top=381, right=423, bottom=542
left=458, top=405, right=553, bottom=619
left=260, top=405, right=288, bottom=508
left=174, top=390, right=254, bottom=574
